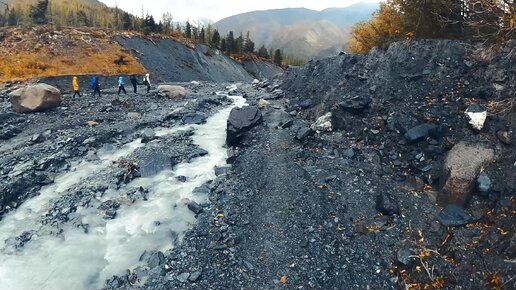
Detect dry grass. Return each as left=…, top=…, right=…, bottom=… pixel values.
left=0, top=26, right=146, bottom=82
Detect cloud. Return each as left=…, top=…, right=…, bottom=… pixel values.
left=99, top=0, right=379, bottom=22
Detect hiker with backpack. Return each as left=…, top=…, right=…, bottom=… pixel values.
left=91, top=76, right=101, bottom=97
left=72, top=76, right=81, bottom=98
left=130, top=74, right=139, bottom=93
left=118, top=76, right=127, bottom=95
left=143, top=73, right=151, bottom=93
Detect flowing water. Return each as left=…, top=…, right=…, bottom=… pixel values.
left=0, top=95, right=246, bottom=290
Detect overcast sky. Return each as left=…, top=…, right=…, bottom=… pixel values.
left=99, top=0, right=380, bottom=22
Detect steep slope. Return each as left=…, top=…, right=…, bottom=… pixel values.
left=115, top=36, right=254, bottom=83
left=214, top=2, right=378, bottom=59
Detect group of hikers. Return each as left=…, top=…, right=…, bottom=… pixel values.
left=71, top=73, right=152, bottom=98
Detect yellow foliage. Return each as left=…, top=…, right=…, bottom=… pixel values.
left=0, top=28, right=146, bottom=82
left=348, top=2, right=402, bottom=54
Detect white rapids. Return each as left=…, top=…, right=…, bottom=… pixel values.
left=0, top=95, right=246, bottom=290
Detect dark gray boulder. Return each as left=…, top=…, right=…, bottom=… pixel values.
left=226, top=106, right=263, bottom=147
left=404, top=123, right=438, bottom=143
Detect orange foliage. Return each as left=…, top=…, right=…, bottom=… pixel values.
left=0, top=27, right=146, bottom=82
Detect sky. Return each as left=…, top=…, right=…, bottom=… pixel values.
left=99, top=0, right=380, bottom=22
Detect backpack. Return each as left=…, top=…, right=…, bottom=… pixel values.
left=90, top=77, right=97, bottom=90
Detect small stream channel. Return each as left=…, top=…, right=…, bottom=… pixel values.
left=0, top=94, right=246, bottom=290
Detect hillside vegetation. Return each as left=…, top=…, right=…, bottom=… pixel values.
left=0, top=26, right=146, bottom=81
left=349, top=0, right=515, bottom=53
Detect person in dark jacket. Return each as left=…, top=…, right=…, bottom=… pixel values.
left=130, top=74, right=139, bottom=93
left=118, top=76, right=127, bottom=95
left=91, top=76, right=101, bottom=97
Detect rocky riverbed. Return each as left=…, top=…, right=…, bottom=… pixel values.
left=0, top=39, right=515, bottom=290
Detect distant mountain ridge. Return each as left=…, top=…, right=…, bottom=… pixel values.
left=214, top=2, right=379, bottom=59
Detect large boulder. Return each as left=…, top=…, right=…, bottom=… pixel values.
left=438, top=142, right=495, bottom=206
left=9, top=84, right=62, bottom=113
left=157, top=85, right=187, bottom=99
left=226, top=106, right=263, bottom=146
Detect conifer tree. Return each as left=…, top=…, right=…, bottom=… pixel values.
left=273, top=49, right=282, bottom=66
left=30, top=0, right=49, bottom=25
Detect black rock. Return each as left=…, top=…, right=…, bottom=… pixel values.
left=187, top=201, right=203, bottom=214
left=188, top=148, right=209, bottom=161
left=103, top=209, right=117, bottom=219
left=375, top=193, right=401, bottom=216
left=215, top=166, right=230, bottom=176
left=437, top=204, right=472, bottom=227
left=98, top=200, right=120, bottom=211
left=176, top=175, right=187, bottom=182
left=279, top=119, right=294, bottom=129
left=298, top=99, right=313, bottom=109
left=226, top=106, right=263, bottom=147
left=295, top=127, right=314, bottom=141
left=138, top=152, right=173, bottom=177
left=338, top=95, right=372, bottom=114
left=142, top=250, right=165, bottom=269
left=182, top=113, right=207, bottom=125
left=404, top=123, right=438, bottom=144
left=389, top=113, right=418, bottom=134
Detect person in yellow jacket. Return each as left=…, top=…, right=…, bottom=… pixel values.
left=72, top=76, right=82, bottom=98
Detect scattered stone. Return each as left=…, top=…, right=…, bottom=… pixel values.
left=477, top=173, right=491, bottom=196
left=31, top=133, right=45, bottom=143
left=9, top=84, right=62, bottom=113
left=82, top=137, right=95, bottom=145
left=404, top=123, right=438, bottom=144
left=226, top=106, right=263, bottom=147
left=375, top=193, right=400, bottom=216
left=176, top=273, right=190, bottom=283
left=157, top=85, right=187, bottom=98
left=295, top=127, right=314, bottom=141
left=141, top=128, right=156, bottom=143
left=464, top=104, right=487, bottom=131
left=437, top=204, right=472, bottom=227
left=338, top=95, right=371, bottom=114
left=439, top=142, right=495, bottom=206
left=258, top=99, right=270, bottom=108
left=279, top=119, right=294, bottom=129
left=496, top=130, right=512, bottom=145
left=138, top=152, right=173, bottom=177
left=343, top=148, right=355, bottom=158
left=396, top=248, right=413, bottom=266
left=298, top=99, right=313, bottom=109
left=145, top=251, right=165, bottom=269
left=127, top=112, right=142, bottom=120
left=187, top=201, right=203, bottom=214
left=182, top=113, right=207, bottom=125
left=188, top=271, right=202, bottom=282
left=311, top=113, right=333, bottom=133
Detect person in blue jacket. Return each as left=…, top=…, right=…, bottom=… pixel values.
left=91, top=76, right=101, bottom=97
left=118, top=76, right=127, bottom=95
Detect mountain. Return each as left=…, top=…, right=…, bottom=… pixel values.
left=214, top=2, right=379, bottom=59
